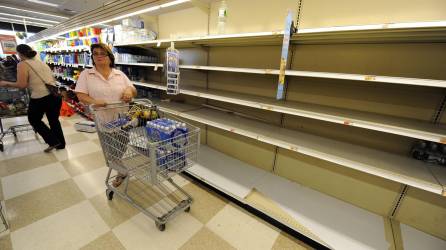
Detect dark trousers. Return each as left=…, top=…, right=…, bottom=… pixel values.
left=28, top=94, right=66, bottom=147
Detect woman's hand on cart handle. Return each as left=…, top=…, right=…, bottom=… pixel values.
left=94, top=99, right=107, bottom=107
left=121, top=86, right=135, bottom=103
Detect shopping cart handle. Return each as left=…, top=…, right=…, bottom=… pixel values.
left=89, top=99, right=154, bottom=112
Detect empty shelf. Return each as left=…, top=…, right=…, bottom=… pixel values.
left=157, top=101, right=446, bottom=195
left=134, top=82, right=446, bottom=143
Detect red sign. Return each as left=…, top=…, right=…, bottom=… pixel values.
left=0, top=35, right=17, bottom=54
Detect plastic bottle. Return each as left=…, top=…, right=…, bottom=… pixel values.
left=217, top=0, right=228, bottom=34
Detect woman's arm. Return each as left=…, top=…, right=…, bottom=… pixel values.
left=0, top=63, right=29, bottom=88
left=76, top=92, right=106, bottom=106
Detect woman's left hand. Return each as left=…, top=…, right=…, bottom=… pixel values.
left=121, top=87, right=133, bottom=103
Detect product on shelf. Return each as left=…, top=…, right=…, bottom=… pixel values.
left=411, top=140, right=446, bottom=166
left=113, top=16, right=157, bottom=44
left=166, top=43, right=180, bottom=95
left=112, top=46, right=159, bottom=64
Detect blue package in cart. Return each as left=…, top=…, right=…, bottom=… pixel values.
left=145, top=118, right=188, bottom=143
left=146, top=118, right=188, bottom=171
left=104, top=117, right=129, bottom=129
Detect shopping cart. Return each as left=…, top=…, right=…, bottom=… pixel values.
left=91, top=99, right=200, bottom=231
left=0, top=87, right=34, bottom=152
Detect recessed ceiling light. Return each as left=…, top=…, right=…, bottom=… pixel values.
left=0, top=5, right=68, bottom=19
left=28, top=0, right=59, bottom=7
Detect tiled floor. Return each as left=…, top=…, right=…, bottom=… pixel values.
left=0, top=115, right=312, bottom=250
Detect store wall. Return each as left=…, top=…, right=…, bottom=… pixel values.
left=154, top=0, right=446, bottom=240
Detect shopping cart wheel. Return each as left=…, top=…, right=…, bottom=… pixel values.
left=184, top=206, right=190, bottom=213
left=106, top=189, right=114, bottom=200
left=155, top=221, right=166, bottom=231
left=0, top=143, right=3, bottom=152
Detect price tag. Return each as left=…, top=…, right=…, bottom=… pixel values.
left=364, top=75, right=376, bottom=81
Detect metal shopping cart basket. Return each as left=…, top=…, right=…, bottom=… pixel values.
left=91, top=99, right=200, bottom=231
left=0, top=87, right=34, bottom=152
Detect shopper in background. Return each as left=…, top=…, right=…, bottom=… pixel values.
left=0, top=44, right=66, bottom=153
left=75, top=43, right=136, bottom=187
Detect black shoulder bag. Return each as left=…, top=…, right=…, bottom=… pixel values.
left=24, top=60, right=60, bottom=97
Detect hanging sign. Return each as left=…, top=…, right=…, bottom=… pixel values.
left=0, top=35, right=17, bottom=54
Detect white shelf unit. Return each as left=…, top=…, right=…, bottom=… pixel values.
left=134, top=81, right=446, bottom=143
left=115, top=62, right=163, bottom=68
left=43, top=45, right=90, bottom=53
left=113, top=24, right=446, bottom=48
left=32, top=15, right=446, bottom=246
left=152, top=100, right=446, bottom=196
left=189, top=145, right=446, bottom=250
left=123, top=62, right=446, bottom=88
left=47, top=62, right=93, bottom=68
left=113, top=31, right=285, bottom=48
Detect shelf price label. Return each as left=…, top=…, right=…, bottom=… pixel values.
left=364, top=75, right=376, bottom=81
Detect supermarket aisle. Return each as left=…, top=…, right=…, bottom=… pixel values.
left=0, top=114, right=311, bottom=250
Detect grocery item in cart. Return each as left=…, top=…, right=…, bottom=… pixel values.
left=145, top=118, right=188, bottom=143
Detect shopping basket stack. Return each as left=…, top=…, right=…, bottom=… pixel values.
left=91, top=99, right=200, bottom=231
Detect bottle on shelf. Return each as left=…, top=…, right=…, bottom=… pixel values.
left=217, top=0, right=228, bottom=34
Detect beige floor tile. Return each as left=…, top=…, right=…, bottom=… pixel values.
left=2, top=163, right=70, bottom=199
left=271, top=232, right=313, bottom=250
left=52, top=141, right=101, bottom=161
left=10, top=200, right=109, bottom=250
left=179, top=227, right=236, bottom=250
left=92, top=138, right=101, bottom=146
left=83, top=132, right=99, bottom=140
left=89, top=191, right=140, bottom=229
left=5, top=179, right=86, bottom=231
left=181, top=183, right=227, bottom=224
left=80, top=231, right=126, bottom=250
left=0, top=234, right=12, bottom=250
left=60, top=119, right=72, bottom=128
left=0, top=152, right=58, bottom=177
left=65, top=133, right=89, bottom=145
left=61, top=125, right=79, bottom=136
left=207, top=203, right=280, bottom=250
left=124, top=179, right=174, bottom=209
left=61, top=151, right=106, bottom=177
left=113, top=209, right=203, bottom=250
left=0, top=138, right=47, bottom=161
left=73, top=167, right=109, bottom=199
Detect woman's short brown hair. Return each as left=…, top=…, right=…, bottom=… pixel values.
left=90, top=43, right=115, bottom=68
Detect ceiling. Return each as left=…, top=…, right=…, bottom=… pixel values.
left=0, top=0, right=111, bottom=30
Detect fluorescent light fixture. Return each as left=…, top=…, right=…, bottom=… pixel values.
left=27, top=0, right=59, bottom=7
left=0, top=13, right=60, bottom=23
left=298, top=21, right=446, bottom=34
left=0, top=17, right=54, bottom=27
left=97, top=0, right=190, bottom=25
left=298, top=24, right=384, bottom=34
left=0, top=5, right=68, bottom=19
left=387, top=20, right=446, bottom=28
left=160, top=0, right=190, bottom=8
